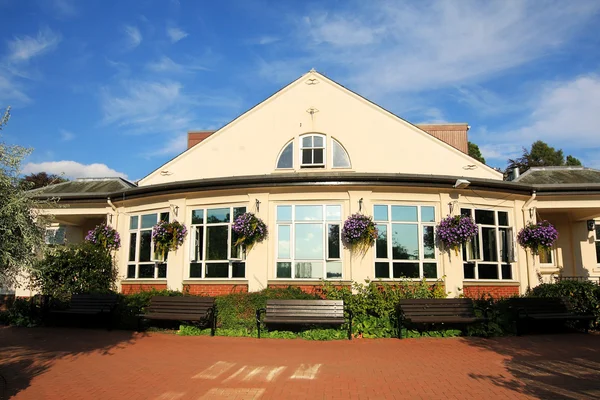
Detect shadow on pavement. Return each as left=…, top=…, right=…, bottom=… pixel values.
left=0, top=326, right=141, bottom=400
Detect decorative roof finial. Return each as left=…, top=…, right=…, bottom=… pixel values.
left=309, top=68, right=316, bottom=73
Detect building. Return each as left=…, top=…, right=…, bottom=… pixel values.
left=22, top=70, right=600, bottom=298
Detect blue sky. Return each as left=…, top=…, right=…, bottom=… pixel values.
left=1, top=0, right=599, bottom=181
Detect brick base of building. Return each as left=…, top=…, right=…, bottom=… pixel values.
left=121, top=284, right=168, bottom=295
left=183, top=284, right=248, bottom=296
left=267, top=284, right=326, bottom=297
left=462, top=285, right=520, bottom=299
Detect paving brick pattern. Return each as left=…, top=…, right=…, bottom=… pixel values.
left=1, top=327, right=600, bottom=399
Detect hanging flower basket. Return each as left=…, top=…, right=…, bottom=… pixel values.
left=435, top=214, right=478, bottom=256
left=232, top=212, right=268, bottom=252
left=85, top=223, right=121, bottom=251
left=517, top=220, right=558, bottom=255
left=341, top=213, right=378, bottom=254
left=152, top=220, right=188, bottom=260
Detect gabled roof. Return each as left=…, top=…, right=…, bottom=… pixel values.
left=29, top=177, right=136, bottom=198
left=514, top=167, right=600, bottom=185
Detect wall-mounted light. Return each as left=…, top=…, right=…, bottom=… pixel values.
left=453, top=179, right=471, bottom=189
left=107, top=213, right=113, bottom=224
left=359, top=198, right=363, bottom=212
left=255, top=199, right=261, bottom=212
left=529, top=207, right=536, bottom=219
left=587, top=220, right=596, bottom=232
left=170, top=204, right=179, bottom=217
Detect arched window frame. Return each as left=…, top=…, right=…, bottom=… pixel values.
left=299, top=133, right=326, bottom=169
left=331, top=137, right=351, bottom=169
left=275, top=139, right=294, bottom=170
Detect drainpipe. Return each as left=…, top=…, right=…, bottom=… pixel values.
left=107, top=197, right=118, bottom=228
left=521, top=190, right=537, bottom=289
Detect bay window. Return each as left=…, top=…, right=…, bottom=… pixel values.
left=127, top=212, right=169, bottom=279
left=189, top=206, right=246, bottom=279
left=374, top=205, right=437, bottom=279
left=276, top=204, right=342, bottom=279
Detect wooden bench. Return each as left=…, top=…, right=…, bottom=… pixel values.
left=138, top=296, right=217, bottom=335
left=256, top=299, right=352, bottom=339
left=49, top=294, right=119, bottom=330
left=396, top=298, right=488, bottom=338
left=506, top=297, right=595, bottom=335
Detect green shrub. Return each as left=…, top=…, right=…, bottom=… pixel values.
left=115, top=289, right=184, bottom=329
left=0, top=297, right=43, bottom=327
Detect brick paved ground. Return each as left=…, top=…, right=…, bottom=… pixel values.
left=1, top=326, right=600, bottom=400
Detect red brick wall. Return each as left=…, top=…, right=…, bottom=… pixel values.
left=463, top=285, right=520, bottom=299
left=183, top=284, right=248, bottom=296
left=267, top=284, right=326, bottom=297
left=121, top=284, right=167, bottom=295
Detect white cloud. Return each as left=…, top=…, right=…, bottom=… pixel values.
left=51, top=0, right=77, bottom=17
left=59, top=129, right=75, bottom=141
left=146, top=56, right=208, bottom=73
left=247, top=36, right=280, bottom=45
left=166, top=27, right=188, bottom=43
left=144, top=133, right=187, bottom=157
left=0, top=73, right=30, bottom=103
left=124, top=25, right=142, bottom=49
left=22, top=161, right=127, bottom=179
left=7, top=27, right=62, bottom=63
left=306, top=15, right=381, bottom=46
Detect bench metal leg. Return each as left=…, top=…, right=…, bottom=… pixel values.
left=256, top=309, right=264, bottom=339
left=347, top=310, right=353, bottom=340
left=211, top=307, right=217, bottom=337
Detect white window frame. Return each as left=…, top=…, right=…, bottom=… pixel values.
left=373, top=204, right=438, bottom=280
left=275, top=204, right=343, bottom=280
left=275, top=140, right=294, bottom=170
left=299, top=134, right=326, bottom=168
left=188, top=205, right=247, bottom=279
left=127, top=211, right=170, bottom=280
left=538, top=247, right=555, bottom=267
left=461, top=208, right=515, bottom=281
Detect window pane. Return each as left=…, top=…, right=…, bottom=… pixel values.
left=296, top=205, right=323, bottom=221
left=501, top=264, right=512, bottom=280
left=539, top=248, right=553, bottom=264
left=190, top=263, right=202, bottom=278
left=478, top=264, right=499, bottom=279
left=206, top=226, right=228, bottom=260
left=277, top=225, right=291, bottom=259
left=193, top=227, right=203, bottom=261
left=128, top=233, right=137, bottom=261
left=596, top=242, right=600, bottom=264
left=423, top=263, right=437, bottom=279
left=234, top=207, right=246, bottom=220
left=464, top=263, right=475, bottom=279
left=393, top=262, right=419, bottom=278
left=160, top=212, right=170, bottom=222
left=481, top=227, right=498, bottom=262
left=499, top=228, right=510, bottom=263
left=498, top=211, right=509, bottom=226
left=207, top=208, right=229, bottom=223
left=313, top=136, right=323, bottom=147
left=141, top=214, right=156, bottom=229
left=277, top=205, right=292, bottom=222
left=295, top=224, right=324, bottom=259
left=423, top=226, right=435, bottom=259
left=277, top=142, right=293, bottom=169
left=302, top=136, right=312, bottom=147
left=421, top=207, right=435, bottom=222
left=313, top=149, right=324, bottom=164
left=392, top=206, right=417, bottom=222
left=127, top=265, right=136, bottom=279
left=375, top=262, right=389, bottom=278
left=376, top=224, right=388, bottom=258
left=374, top=205, right=388, bottom=221
left=157, top=263, right=167, bottom=278
left=326, top=261, right=342, bottom=279
left=332, top=139, right=350, bottom=168
left=205, top=263, right=229, bottom=278
left=138, top=264, right=155, bottom=279
left=129, top=216, right=138, bottom=230
left=294, top=262, right=323, bottom=279
left=328, top=224, right=340, bottom=259
left=192, top=210, right=204, bottom=225
left=277, top=262, right=292, bottom=278
left=139, top=231, right=152, bottom=262
left=302, top=149, right=312, bottom=164
left=231, top=229, right=244, bottom=259
left=232, top=262, right=245, bottom=278
left=475, top=210, right=495, bottom=225
left=392, top=224, right=419, bottom=260
left=326, top=205, right=341, bottom=221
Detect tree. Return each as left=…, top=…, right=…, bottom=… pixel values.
left=507, top=140, right=582, bottom=175
left=0, top=106, right=50, bottom=288
left=20, top=172, right=68, bottom=190
left=468, top=142, right=486, bottom=164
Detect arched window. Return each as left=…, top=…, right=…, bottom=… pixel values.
left=300, top=134, right=325, bottom=168
left=331, top=138, right=351, bottom=168
left=276, top=141, right=294, bottom=169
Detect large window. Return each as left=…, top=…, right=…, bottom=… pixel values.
left=461, top=208, right=514, bottom=280
left=276, top=204, right=342, bottom=279
left=45, top=226, right=65, bottom=245
left=300, top=134, right=325, bottom=168
left=374, top=205, right=437, bottom=279
left=189, top=206, right=246, bottom=279
left=128, top=212, right=169, bottom=279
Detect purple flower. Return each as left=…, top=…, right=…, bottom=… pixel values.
left=341, top=213, right=378, bottom=252
left=85, top=223, right=121, bottom=250
left=435, top=215, right=478, bottom=252
left=232, top=212, right=268, bottom=252
left=517, top=220, right=558, bottom=254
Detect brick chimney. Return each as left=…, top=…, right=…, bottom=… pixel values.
left=416, top=123, right=469, bottom=154
left=187, top=131, right=216, bottom=149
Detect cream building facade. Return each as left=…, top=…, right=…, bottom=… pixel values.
left=21, top=70, right=600, bottom=298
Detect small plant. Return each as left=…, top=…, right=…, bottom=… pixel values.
left=152, top=220, right=188, bottom=260
left=232, top=212, right=268, bottom=252
left=85, top=222, right=121, bottom=251
left=436, top=214, right=478, bottom=255
left=341, top=213, right=378, bottom=254
left=517, top=220, right=558, bottom=255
